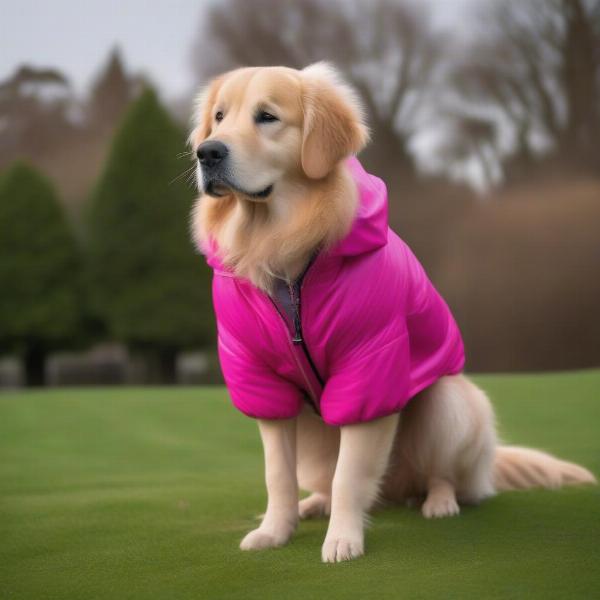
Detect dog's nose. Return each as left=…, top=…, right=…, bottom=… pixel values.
left=196, top=141, right=229, bottom=168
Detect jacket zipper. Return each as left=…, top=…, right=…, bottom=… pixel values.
left=268, top=295, right=321, bottom=415
left=288, top=278, right=325, bottom=389
left=269, top=260, right=325, bottom=414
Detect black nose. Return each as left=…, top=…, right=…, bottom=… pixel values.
left=196, top=141, right=229, bottom=168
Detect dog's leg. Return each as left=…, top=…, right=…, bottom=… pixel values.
left=296, top=406, right=339, bottom=519
left=321, top=413, right=399, bottom=563
left=240, top=418, right=298, bottom=550
left=388, top=374, right=496, bottom=516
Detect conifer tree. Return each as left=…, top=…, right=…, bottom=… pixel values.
left=88, top=88, right=214, bottom=382
left=0, top=163, right=82, bottom=385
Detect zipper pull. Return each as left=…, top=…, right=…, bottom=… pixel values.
left=289, top=282, right=303, bottom=344
left=292, top=314, right=303, bottom=344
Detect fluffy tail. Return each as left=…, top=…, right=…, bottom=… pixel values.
left=494, top=446, right=596, bottom=491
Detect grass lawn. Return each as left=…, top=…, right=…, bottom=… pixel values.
left=1, top=371, right=599, bottom=599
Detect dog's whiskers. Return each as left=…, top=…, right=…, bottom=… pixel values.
left=169, top=164, right=197, bottom=186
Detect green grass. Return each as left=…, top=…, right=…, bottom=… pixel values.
left=1, top=372, right=599, bottom=600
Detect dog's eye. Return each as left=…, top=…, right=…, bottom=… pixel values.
left=215, top=111, right=224, bottom=122
left=256, top=111, right=279, bottom=124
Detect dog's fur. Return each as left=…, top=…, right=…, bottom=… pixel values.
left=190, top=63, right=596, bottom=562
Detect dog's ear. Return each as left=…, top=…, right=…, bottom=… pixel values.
left=300, top=63, right=369, bottom=179
left=188, top=74, right=226, bottom=146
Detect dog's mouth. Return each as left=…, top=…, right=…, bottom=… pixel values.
left=205, top=179, right=273, bottom=200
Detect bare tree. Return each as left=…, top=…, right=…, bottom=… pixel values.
left=0, top=66, right=78, bottom=167
left=451, top=0, right=600, bottom=181
left=88, top=48, right=140, bottom=132
left=560, top=0, right=600, bottom=162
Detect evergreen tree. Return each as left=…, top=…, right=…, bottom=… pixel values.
left=88, top=88, right=214, bottom=382
left=0, top=163, right=82, bottom=385
left=89, top=48, right=133, bottom=131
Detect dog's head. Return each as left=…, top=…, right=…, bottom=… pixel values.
left=189, top=63, right=369, bottom=202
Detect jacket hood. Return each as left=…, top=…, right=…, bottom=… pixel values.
left=329, top=156, right=389, bottom=257
left=200, top=156, right=389, bottom=271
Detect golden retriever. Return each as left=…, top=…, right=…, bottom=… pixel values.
left=189, top=63, right=596, bottom=562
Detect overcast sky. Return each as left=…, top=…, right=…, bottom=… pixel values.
left=0, top=0, right=474, bottom=101
left=0, top=0, right=214, bottom=99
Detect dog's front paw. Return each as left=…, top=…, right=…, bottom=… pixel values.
left=239, top=527, right=290, bottom=551
left=321, top=535, right=364, bottom=563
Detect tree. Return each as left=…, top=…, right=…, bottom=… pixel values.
left=451, top=0, right=600, bottom=181
left=0, top=163, right=82, bottom=385
left=88, top=48, right=137, bottom=132
left=0, top=66, right=79, bottom=169
left=87, top=88, right=214, bottom=382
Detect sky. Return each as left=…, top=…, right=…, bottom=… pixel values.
left=0, top=0, right=474, bottom=101
left=0, top=0, right=213, bottom=100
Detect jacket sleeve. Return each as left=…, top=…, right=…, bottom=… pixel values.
left=319, top=326, right=411, bottom=426
left=217, top=327, right=304, bottom=420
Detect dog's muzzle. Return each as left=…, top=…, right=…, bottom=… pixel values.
left=197, top=140, right=273, bottom=199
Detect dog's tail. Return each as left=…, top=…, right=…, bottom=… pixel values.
left=494, top=446, right=596, bottom=491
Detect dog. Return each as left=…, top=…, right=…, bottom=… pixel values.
left=188, top=63, right=596, bottom=563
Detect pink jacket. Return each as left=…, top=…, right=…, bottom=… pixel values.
left=203, top=158, right=465, bottom=426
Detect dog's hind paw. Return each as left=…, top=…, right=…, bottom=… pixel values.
left=422, top=495, right=460, bottom=519
left=299, top=493, right=331, bottom=519
left=240, top=528, right=289, bottom=551
left=321, top=536, right=364, bottom=563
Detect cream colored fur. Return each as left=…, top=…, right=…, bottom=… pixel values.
left=190, top=64, right=596, bottom=563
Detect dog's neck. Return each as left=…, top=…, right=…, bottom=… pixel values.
left=195, top=164, right=358, bottom=292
